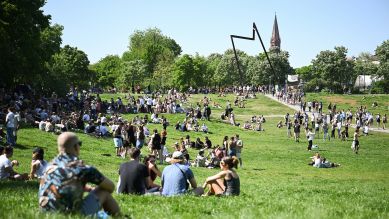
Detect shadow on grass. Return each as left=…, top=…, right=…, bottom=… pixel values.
left=0, top=180, right=39, bottom=191
left=13, top=143, right=30, bottom=150
left=252, top=168, right=266, bottom=171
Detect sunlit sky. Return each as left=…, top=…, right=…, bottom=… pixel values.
left=43, top=0, right=389, bottom=67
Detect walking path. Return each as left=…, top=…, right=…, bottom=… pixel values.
left=264, top=94, right=389, bottom=134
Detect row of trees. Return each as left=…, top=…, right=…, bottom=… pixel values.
left=91, top=28, right=293, bottom=92
left=1, top=1, right=388, bottom=94
left=296, top=41, right=389, bottom=93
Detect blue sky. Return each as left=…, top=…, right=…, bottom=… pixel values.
left=43, top=0, right=389, bottom=67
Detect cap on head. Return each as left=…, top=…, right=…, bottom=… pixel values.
left=172, top=151, right=184, bottom=159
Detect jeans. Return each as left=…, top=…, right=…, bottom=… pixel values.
left=6, top=127, right=15, bottom=146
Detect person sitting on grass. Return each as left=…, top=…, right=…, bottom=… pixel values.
left=276, top=120, right=283, bottom=128
left=117, top=148, right=157, bottom=195
left=242, top=121, right=252, bottom=130
left=143, top=154, right=162, bottom=192
left=0, top=146, right=28, bottom=181
left=29, top=147, right=48, bottom=179
left=161, top=151, right=204, bottom=196
left=38, top=132, right=120, bottom=216
left=193, top=150, right=207, bottom=167
left=202, top=156, right=240, bottom=196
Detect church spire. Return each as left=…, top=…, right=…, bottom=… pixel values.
left=270, top=14, right=281, bottom=51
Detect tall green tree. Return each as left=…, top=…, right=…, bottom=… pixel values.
left=373, top=40, right=389, bottom=93
left=90, top=55, right=122, bottom=88
left=172, top=55, right=194, bottom=91
left=295, top=65, right=314, bottom=81
left=123, top=28, right=181, bottom=77
left=116, top=60, right=147, bottom=91
left=354, top=52, right=378, bottom=77
left=246, top=56, right=262, bottom=85
left=214, top=49, right=248, bottom=86
left=192, top=54, right=208, bottom=88
left=0, top=0, right=52, bottom=86
left=375, top=40, right=389, bottom=79
left=206, top=53, right=223, bottom=87
left=311, top=46, right=354, bottom=93
left=258, top=50, right=293, bottom=86
left=46, top=45, right=91, bottom=94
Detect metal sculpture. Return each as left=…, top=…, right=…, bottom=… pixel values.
left=230, top=22, right=276, bottom=86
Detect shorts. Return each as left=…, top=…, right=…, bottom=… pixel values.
left=80, top=191, right=101, bottom=216
left=229, top=148, right=236, bottom=157
left=114, top=138, right=123, bottom=148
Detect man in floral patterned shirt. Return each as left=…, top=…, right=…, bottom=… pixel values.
left=38, top=132, right=120, bottom=216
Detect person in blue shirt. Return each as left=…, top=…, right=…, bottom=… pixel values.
left=161, top=151, right=203, bottom=196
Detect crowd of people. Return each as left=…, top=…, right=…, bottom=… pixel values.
left=1, top=83, right=387, bottom=217
left=0, top=85, right=245, bottom=217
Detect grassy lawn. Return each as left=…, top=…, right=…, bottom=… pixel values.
left=1, top=94, right=389, bottom=218
left=305, top=93, right=389, bottom=115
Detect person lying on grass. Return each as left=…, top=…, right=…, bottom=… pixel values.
left=202, top=156, right=240, bottom=196
left=308, top=152, right=340, bottom=168
left=38, top=132, right=120, bottom=217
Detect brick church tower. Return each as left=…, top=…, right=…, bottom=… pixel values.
left=270, top=14, right=281, bottom=52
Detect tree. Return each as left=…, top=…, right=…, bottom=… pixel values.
left=0, top=0, right=52, bottom=86
left=91, top=55, right=122, bottom=88
left=172, top=55, right=195, bottom=91
left=246, top=56, right=263, bottom=85
left=123, top=28, right=181, bottom=77
left=206, top=53, right=223, bottom=87
left=116, top=60, right=147, bottom=91
left=373, top=40, right=389, bottom=93
left=46, top=45, right=91, bottom=94
left=354, top=52, right=378, bottom=77
left=375, top=40, right=389, bottom=79
left=295, top=65, right=314, bottom=82
left=311, top=46, right=354, bottom=93
left=258, top=50, right=293, bottom=86
left=192, top=54, right=208, bottom=88
left=214, top=49, right=248, bottom=87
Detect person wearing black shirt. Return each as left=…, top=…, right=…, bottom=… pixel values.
left=117, top=148, right=155, bottom=195
left=293, top=120, right=301, bottom=142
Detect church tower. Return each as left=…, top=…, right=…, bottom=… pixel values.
left=270, top=14, right=281, bottom=51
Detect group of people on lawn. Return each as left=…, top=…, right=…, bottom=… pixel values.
left=0, top=132, right=241, bottom=217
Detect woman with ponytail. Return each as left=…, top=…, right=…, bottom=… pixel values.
left=202, top=156, right=240, bottom=196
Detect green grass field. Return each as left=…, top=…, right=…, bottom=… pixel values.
left=1, top=94, right=389, bottom=219
left=305, top=93, right=389, bottom=115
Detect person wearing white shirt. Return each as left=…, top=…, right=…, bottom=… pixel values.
left=201, top=123, right=208, bottom=133
left=29, top=147, right=48, bottom=179
left=5, top=108, right=16, bottom=146
left=100, top=116, right=107, bottom=124
left=0, top=147, right=28, bottom=180
left=306, top=128, right=315, bottom=151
